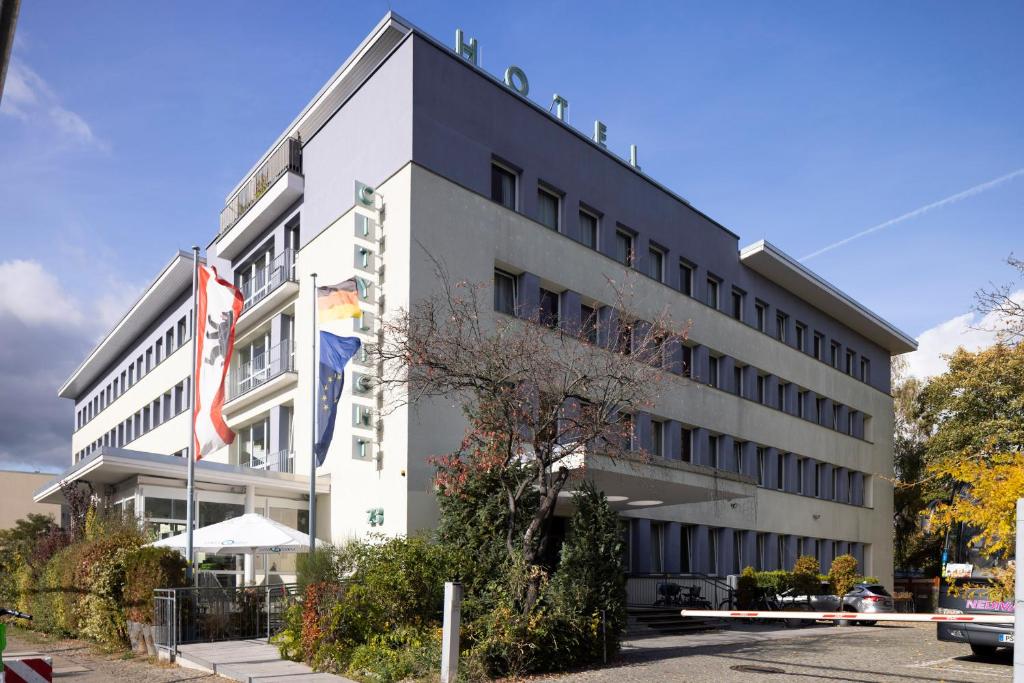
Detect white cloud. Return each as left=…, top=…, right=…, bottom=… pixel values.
left=902, top=290, right=1024, bottom=378
left=0, top=61, right=101, bottom=147
left=0, top=259, right=85, bottom=326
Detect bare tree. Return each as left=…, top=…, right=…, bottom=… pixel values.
left=372, top=254, right=689, bottom=613
left=974, top=254, right=1024, bottom=344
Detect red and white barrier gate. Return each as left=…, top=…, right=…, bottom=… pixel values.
left=680, top=610, right=1013, bottom=624
left=2, top=656, right=53, bottom=683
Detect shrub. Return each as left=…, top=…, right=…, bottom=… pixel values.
left=792, top=555, right=822, bottom=595
left=736, top=566, right=759, bottom=608
left=829, top=554, right=859, bottom=596
left=344, top=626, right=440, bottom=683
left=123, top=546, right=188, bottom=623
left=297, top=546, right=341, bottom=593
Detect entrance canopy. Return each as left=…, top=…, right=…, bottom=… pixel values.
left=149, top=512, right=324, bottom=554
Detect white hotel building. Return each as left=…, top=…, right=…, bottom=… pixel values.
left=36, top=13, right=916, bottom=589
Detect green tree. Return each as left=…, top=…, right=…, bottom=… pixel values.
left=0, top=513, right=58, bottom=604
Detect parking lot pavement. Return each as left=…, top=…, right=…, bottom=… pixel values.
left=542, top=622, right=1012, bottom=682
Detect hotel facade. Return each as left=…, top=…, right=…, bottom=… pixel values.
left=36, top=14, right=916, bottom=589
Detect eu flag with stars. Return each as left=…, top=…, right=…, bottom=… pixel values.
left=314, top=331, right=361, bottom=466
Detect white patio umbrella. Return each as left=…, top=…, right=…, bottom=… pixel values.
left=148, top=513, right=325, bottom=584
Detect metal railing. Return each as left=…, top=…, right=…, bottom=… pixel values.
left=220, top=138, right=302, bottom=235
left=239, top=249, right=296, bottom=312
left=228, top=340, right=295, bottom=401
left=626, top=573, right=734, bottom=609
left=154, top=583, right=299, bottom=655
left=242, top=449, right=294, bottom=473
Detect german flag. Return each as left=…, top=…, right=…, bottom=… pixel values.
left=317, top=277, right=362, bottom=322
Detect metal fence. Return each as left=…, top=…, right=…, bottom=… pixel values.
left=220, top=137, right=302, bottom=234
left=228, top=339, right=295, bottom=400
left=154, top=583, right=299, bottom=655
left=626, top=573, right=735, bottom=609
left=239, top=249, right=296, bottom=312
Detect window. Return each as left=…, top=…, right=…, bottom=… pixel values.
left=816, top=397, right=826, bottom=424
left=614, top=229, right=633, bottom=266
left=679, top=261, right=693, bottom=296
left=757, top=534, right=767, bottom=570
left=706, top=277, right=720, bottom=309
left=776, top=312, right=788, bottom=342
left=651, top=420, right=664, bottom=457
left=709, top=530, right=719, bottom=575
left=757, top=447, right=766, bottom=485
left=537, top=186, right=560, bottom=230
left=847, top=410, right=856, bottom=435
left=860, top=357, right=871, bottom=383
left=539, top=288, right=559, bottom=328
left=776, top=451, right=785, bottom=490
left=580, top=304, right=597, bottom=344
left=847, top=470, right=855, bottom=503
left=813, top=332, right=824, bottom=360
left=755, top=300, right=767, bottom=332
left=795, top=323, right=807, bottom=352
left=777, top=382, right=787, bottom=411
left=579, top=209, right=598, bottom=249
left=494, top=270, right=517, bottom=315
left=756, top=374, right=766, bottom=404
left=682, top=345, right=693, bottom=377
left=681, top=428, right=692, bottom=462
left=708, top=355, right=720, bottom=388
left=845, top=350, right=855, bottom=376
left=733, top=441, right=743, bottom=472
left=622, top=414, right=634, bottom=450
left=647, top=245, right=665, bottom=282
left=177, top=316, right=187, bottom=346
left=708, top=435, right=719, bottom=468
left=491, top=163, right=517, bottom=210
left=830, top=341, right=840, bottom=368
left=832, top=403, right=841, bottom=430
left=797, top=390, right=807, bottom=418
left=731, top=289, right=744, bottom=321
left=734, top=365, right=743, bottom=396
left=832, top=468, right=839, bottom=501
left=815, top=463, right=823, bottom=497
left=796, top=457, right=805, bottom=494
left=650, top=522, right=664, bottom=572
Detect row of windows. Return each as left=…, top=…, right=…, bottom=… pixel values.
left=489, top=161, right=875, bottom=388
left=494, top=268, right=871, bottom=442
left=632, top=521, right=865, bottom=575
left=642, top=418, right=869, bottom=507
left=76, top=315, right=191, bottom=431
left=74, top=378, right=191, bottom=463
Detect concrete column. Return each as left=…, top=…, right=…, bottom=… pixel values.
left=765, top=375, right=780, bottom=409
left=631, top=519, right=652, bottom=574
left=719, top=356, right=736, bottom=394
left=783, top=453, right=798, bottom=493
left=596, top=306, right=618, bottom=349
left=820, top=538, right=835, bottom=571
left=665, top=338, right=684, bottom=375
left=634, top=412, right=652, bottom=454
left=783, top=535, right=798, bottom=570
left=740, top=530, right=757, bottom=571
left=836, top=540, right=849, bottom=558
left=851, top=411, right=864, bottom=439
left=835, top=467, right=849, bottom=503
left=803, top=458, right=817, bottom=497
left=851, top=472, right=865, bottom=506
left=719, top=435, right=736, bottom=472
left=691, top=525, right=710, bottom=574
left=665, top=420, right=682, bottom=461
left=692, top=345, right=710, bottom=385
left=244, top=485, right=256, bottom=585
left=516, top=272, right=541, bottom=320
left=692, top=427, right=710, bottom=467
left=823, top=462, right=835, bottom=500
left=837, top=404, right=850, bottom=434
left=664, top=522, right=682, bottom=573
left=740, top=441, right=758, bottom=480
left=765, top=533, right=780, bottom=570
left=801, top=390, right=815, bottom=421
left=851, top=542, right=865, bottom=571
left=819, top=397, right=834, bottom=428
left=784, top=383, right=799, bottom=416
left=741, top=365, right=757, bottom=401
left=764, top=447, right=779, bottom=490
left=559, top=290, right=581, bottom=335
left=718, top=528, right=736, bottom=576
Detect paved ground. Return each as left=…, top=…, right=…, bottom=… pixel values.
left=542, top=622, right=1013, bottom=682
left=177, top=638, right=353, bottom=682
left=3, top=626, right=232, bottom=682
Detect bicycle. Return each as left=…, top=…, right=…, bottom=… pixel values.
left=1, top=608, right=33, bottom=683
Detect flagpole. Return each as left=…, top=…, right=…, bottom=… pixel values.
left=309, top=272, right=318, bottom=554
left=187, top=246, right=199, bottom=585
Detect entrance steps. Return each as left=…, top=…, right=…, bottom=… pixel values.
left=627, top=607, right=726, bottom=637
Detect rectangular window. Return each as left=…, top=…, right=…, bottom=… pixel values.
left=816, top=398, right=826, bottom=424
left=731, top=289, right=744, bottom=321
left=796, top=457, right=805, bottom=494
left=580, top=304, right=597, bottom=344
left=709, top=530, right=719, bottom=575
left=539, top=288, right=559, bottom=328
left=813, top=332, right=824, bottom=360
left=733, top=441, right=743, bottom=472
left=537, top=186, right=560, bottom=230
left=177, top=317, right=187, bottom=346
left=777, top=452, right=785, bottom=490
left=614, top=230, right=633, bottom=266
left=755, top=301, right=767, bottom=332
left=797, top=390, right=807, bottom=418
left=708, top=355, right=719, bottom=388
left=795, top=323, right=806, bottom=352
left=706, top=277, right=720, bottom=309
left=830, top=342, right=840, bottom=368
left=832, top=404, right=841, bottom=430
left=845, top=350, right=855, bottom=376
left=757, top=447, right=765, bottom=486
left=682, top=345, right=693, bottom=377
left=860, top=357, right=871, bottom=383
left=146, top=348, right=153, bottom=373
left=494, top=269, right=517, bottom=315
left=756, top=374, right=766, bottom=404
left=832, top=468, right=839, bottom=500
left=579, top=209, right=598, bottom=249
left=847, top=471, right=855, bottom=503
left=777, top=382, right=786, bottom=411
left=647, top=245, right=665, bottom=282
left=681, top=428, right=692, bottom=462
left=815, top=463, right=823, bottom=498
left=734, top=365, right=743, bottom=396
left=776, top=312, right=788, bottom=342
left=491, top=163, right=517, bottom=210
left=679, top=261, right=693, bottom=296
left=757, top=534, right=767, bottom=570
left=847, top=410, right=855, bottom=435
left=709, top=434, right=719, bottom=468
left=651, top=420, right=664, bottom=457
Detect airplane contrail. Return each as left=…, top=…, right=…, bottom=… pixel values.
left=800, top=168, right=1024, bottom=262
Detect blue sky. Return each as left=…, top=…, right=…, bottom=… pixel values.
left=1, top=1, right=1022, bottom=469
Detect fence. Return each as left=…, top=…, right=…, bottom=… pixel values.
left=626, top=573, right=734, bottom=609
left=220, top=137, right=302, bottom=234
left=228, top=339, right=295, bottom=400
left=154, top=583, right=299, bottom=655
left=239, top=249, right=296, bottom=312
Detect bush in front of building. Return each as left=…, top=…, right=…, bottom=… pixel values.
left=828, top=554, right=860, bottom=597
left=792, top=554, right=823, bottom=596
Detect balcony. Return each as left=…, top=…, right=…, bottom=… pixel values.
left=216, top=138, right=303, bottom=260
left=224, top=340, right=297, bottom=414
left=240, top=448, right=294, bottom=474
left=236, top=250, right=299, bottom=335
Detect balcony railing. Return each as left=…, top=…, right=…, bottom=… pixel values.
left=241, top=449, right=294, bottom=474
left=220, top=138, right=302, bottom=235
left=228, top=340, right=295, bottom=401
left=239, top=249, right=296, bottom=312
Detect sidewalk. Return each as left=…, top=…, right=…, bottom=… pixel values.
left=177, top=639, right=354, bottom=682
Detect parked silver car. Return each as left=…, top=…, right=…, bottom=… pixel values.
left=842, top=583, right=895, bottom=625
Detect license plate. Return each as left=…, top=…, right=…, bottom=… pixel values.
left=999, top=634, right=1014, bottom=643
